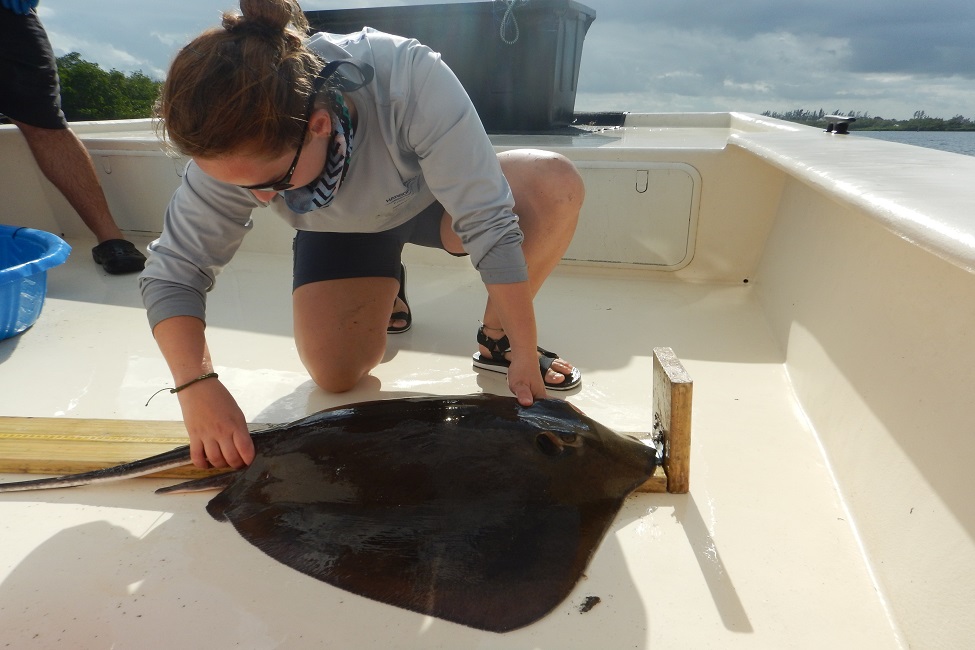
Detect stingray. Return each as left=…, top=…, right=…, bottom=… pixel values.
left=0, top=395, right=660, bottom=632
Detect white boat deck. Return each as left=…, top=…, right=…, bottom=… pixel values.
left=6, top=112, right=975, bottom=647
left=0, top=236, right=898, bottom=648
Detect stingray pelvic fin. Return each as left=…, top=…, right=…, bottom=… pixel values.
left=155, top=472, right=237, bottom=495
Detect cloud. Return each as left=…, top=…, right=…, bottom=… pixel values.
left=44, top=28, right=166, bottom=78
left=620, top=0, right=975, bottom=78
left=40, top=0, right=226, bottom=79
left=34, top=0, right=975, bottom=119
left=573, top=1, right=975, bottom=119
left=150, top=31, right=194, bottom=49
left=577, top=22, right=852, bottom=106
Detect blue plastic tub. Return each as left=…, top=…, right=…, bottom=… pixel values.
left=0, top=225, right=71, bottom=340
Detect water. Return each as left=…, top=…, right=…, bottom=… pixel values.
left=853, top=131, right=975, bottom=157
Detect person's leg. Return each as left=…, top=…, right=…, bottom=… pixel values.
left=294, top=276, right=400, bottom=392
left=291, top=228, right=406, bottom=392
left=14, top=121, right=145, bottom=273
left=12, top=119, right=124, bottom=244
left=1, top=11, right=143, bottom=273
left=3, top=10, right=123, bottom=244
left=439, top=149, right=584, bottom=386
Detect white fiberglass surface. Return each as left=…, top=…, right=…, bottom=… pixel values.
left=0, top=237, right=900, bottom=648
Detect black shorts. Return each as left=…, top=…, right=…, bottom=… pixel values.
left=292, top=201, right=467, bottom=290
left=0, top=10, right=67, bottom=129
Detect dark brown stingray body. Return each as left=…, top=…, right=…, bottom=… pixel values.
left=0, top=395, right=659, bottom=632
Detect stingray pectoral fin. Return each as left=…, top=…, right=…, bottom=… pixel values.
left=192, top=395, right=658, bottom=632
left=155, top=471, right=237, bottom=495
left=216, top=497, right=616, bottom=633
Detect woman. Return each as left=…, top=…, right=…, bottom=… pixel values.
left=142, top=0, right=584, bottom=469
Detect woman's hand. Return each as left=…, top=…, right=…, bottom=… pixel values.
left=176, top=375, right=254, bottom=469
left=505, top=351, right=547, bottom=407
left=151, top=316, right=254, bottom=468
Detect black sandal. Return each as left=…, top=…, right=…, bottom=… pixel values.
left=472, top=326, right=582, bottom=391
left=91, top=239, right=146, bottom=275
left=387, top=263, right=411, bottom=334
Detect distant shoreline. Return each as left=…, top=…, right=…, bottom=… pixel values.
left=854, top=127, right=975, bottom=132
left=763, top=109, right=975, bottom=132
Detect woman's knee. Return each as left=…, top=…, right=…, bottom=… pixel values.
left=540, top=152, right=585, bottom=207
left=296, top=329, right=387, bottom=393
left=292, top=277, right=396, bottom=393
left=501, top=149, right=585, bottom=217
left=302, top=351, right=380, bottom=393
left=308, top=368, right=361, bottom=394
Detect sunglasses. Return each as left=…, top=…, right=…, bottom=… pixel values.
left=238, top=60, right=374, bottom=192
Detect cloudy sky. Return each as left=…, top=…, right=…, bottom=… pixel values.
left=36, top=0, right=975, bottom=120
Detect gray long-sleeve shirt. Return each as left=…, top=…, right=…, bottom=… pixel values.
left=140, top=28, right=526, bottom=329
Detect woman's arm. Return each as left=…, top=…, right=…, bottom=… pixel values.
left=152, top=316, right=254, bottom=469
left=483, top=281, right=546, bottom=405
left=141, top=163, right=261, bottom=467
left=399, top=41, right=546, bottom=402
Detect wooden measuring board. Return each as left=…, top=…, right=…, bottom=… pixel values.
left=0, top=417, right=210, bottom=480
left=0, top=349, right=691, bottom=492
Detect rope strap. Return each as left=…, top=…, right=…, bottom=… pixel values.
left=173, top=372, right=220, bottom=393
left=145, top=372, right=219, bottom=406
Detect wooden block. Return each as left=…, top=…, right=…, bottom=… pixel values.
left=635, top=472, right=668, bottom=493
left=0, top=417, right=217, bottom=479
left=652, top=347, right=693, bottom=493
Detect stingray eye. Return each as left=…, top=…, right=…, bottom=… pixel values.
left=558, top=432, right=581, bottom=447
left=535, top=430, right=565, bottom=456
left=259, top=470, right=272, bottom=481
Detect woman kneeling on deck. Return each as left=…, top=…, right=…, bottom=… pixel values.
left=140, top=0, right=584, bottom=469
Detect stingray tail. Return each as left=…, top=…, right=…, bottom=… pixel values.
left=0, top=444, right=193, bottom=493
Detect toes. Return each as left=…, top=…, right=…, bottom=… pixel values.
left=543, top=357, right=579, bottom=387
left=545, top=368, right=566, bottom=384
left=550, top=357, right=575, bottom=374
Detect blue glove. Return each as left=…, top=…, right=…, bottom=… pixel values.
left=1, top=0, right=40, bottom=15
